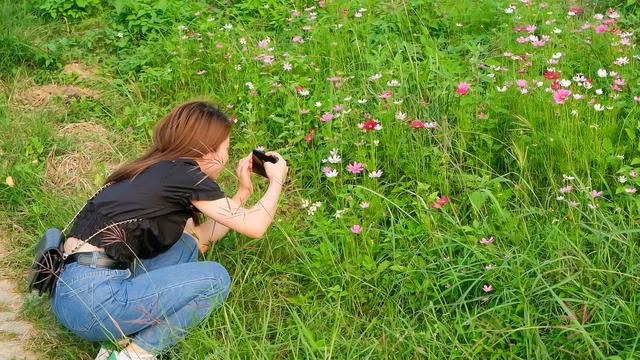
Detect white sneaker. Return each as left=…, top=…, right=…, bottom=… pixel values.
left=117, top=348, right=157, bottom=360
left=95, top=346, right=114, bottom=360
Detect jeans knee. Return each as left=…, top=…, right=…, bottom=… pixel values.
left=202, top=262, right=231, bottom=302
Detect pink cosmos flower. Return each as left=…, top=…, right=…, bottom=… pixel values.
left=431, top=196, right=449, bottom=209
left=258, top=38, right=270, bottom=48
left=283, top=63, right=292, bottom=71
left=480, top=236, right=494, bottom=245
left=590, top=190, right=603, bottom=198
left=322, top=166, right=338, bottom=178
left=482, top=284, right=494, bottom=292
left=456, top=82, right=471, bottom=95
left=378, top=90, right=393, bottom=99
left=559, top=185, right=573, bottom=193
left=516, top=79, right=528, bottom=88
left=359, top=201, right=370, bottom=208
left=595, top=25, right=609, bottom=33
left=291, top=36, right=305, bottom=43
left=625, top=187, right=637, bottom=194
left=320, top=113, right=334, bottom=122
left=553, top=89, right=572, bottom=104
left=347, top=162, right=365, bottom=174
left=634, top=96, right=640, bottom=103
left=350, top=224, right=362, bottom=234
left=568, top=7, right=583, bottom=15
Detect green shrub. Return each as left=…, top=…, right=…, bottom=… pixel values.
left=39, top=0, right=102, bottom=19
left=111, top=0, right=194, bottom=41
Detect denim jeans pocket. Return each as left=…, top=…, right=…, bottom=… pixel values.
left=53, top=266, right=131, bottom=333
left=54, top=280, right=97, bottom=333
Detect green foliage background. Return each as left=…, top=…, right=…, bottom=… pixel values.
left=1, top=0, right=639, bottom=359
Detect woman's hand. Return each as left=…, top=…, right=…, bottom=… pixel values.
left=236, top=152, right=254, bottom=192
left=263, top=151, right=288, bottom=186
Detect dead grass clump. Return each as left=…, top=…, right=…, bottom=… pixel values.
left=15, top=85, right=99, bottom=108
left=62, top=61, right=98, bottom=80
left=44, top=121, right=119, bottom=194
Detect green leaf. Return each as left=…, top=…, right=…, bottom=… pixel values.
left=469, top=190, right=488, bottom=210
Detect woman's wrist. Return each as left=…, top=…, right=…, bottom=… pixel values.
left=235, top=186, right=253, bottom=206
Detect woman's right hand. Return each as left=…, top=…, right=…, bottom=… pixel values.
left=264, top=151, right=288, bottom=185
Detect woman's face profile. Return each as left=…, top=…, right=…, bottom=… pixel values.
left=197, top=136, right=230, bottom=179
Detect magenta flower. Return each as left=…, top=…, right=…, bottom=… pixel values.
left=410, top=120, right=438, bottom=129
left=482, top=284, right=494, bottom=292
left=431, top=196, right=449, bottom=209
left=347, top=162, right=365, bottom=174
left=553, top=89, right=572, bottom=104
left=350, top=224, right=362, bottom=234
left=358, top=120, right=382, bottom=131
left=595, top=25, right=608, bottom=33
left=479, top=236, right=494, bottom=245
left=456, top=82, right=471, bottom=95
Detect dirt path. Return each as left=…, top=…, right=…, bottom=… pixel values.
left=0, top=242, right=39, bottom=360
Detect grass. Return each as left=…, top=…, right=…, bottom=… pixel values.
left=1, top=0, right=639, bottom=359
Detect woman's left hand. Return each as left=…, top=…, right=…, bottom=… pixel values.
left=236, top=152, right=254, bottom=192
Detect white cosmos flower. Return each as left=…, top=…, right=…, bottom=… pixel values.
left=368, top=170, right=383, bottom=178
left=559, top=79, right=572, bottom=87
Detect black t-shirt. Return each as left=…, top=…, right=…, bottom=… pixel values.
left=68, top=158, right=226, bottom=262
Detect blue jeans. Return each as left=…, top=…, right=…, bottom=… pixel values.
left=50, top=233, right=230, bottom=354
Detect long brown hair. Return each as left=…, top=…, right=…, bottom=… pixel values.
left=106, top=100, right=233, bottom=184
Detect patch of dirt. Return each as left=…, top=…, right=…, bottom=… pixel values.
left=45, top=121, right=120, bottom=194
left=62, top=61, right=98, bottom=80
left=15, top=85, right=99, bottom=109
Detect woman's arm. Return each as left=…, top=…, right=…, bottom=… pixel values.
left=191, top=180, right=284, bottom=239
left=190, top=151, right=288, bottom=246
left=185, top=186, right=253, bottom=252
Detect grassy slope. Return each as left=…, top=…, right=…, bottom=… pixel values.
left=1, top=0, right=639, bottom=359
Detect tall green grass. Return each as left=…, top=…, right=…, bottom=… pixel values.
left=1, top=0, right=639, bottom=359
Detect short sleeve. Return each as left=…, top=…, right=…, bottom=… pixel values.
left=163, top=159, right=226, bottom=205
